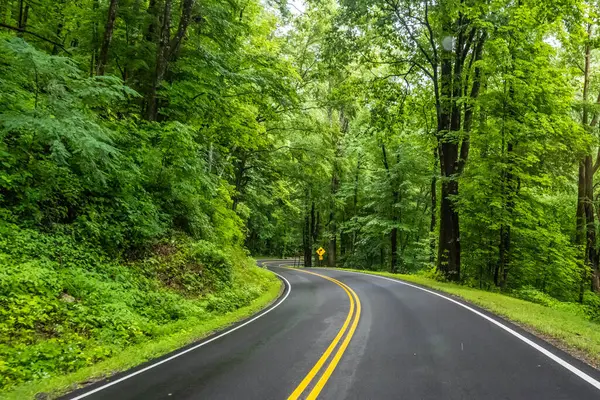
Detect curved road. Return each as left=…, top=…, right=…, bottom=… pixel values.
left=65, top=261, right=600, bottom=399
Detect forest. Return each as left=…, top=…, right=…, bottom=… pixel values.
left=2, top=0, right=600, bottom=396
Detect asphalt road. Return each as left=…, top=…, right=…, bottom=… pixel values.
left=65, top=261, right=600, bottom=400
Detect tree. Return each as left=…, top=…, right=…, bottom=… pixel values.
left=96, top=0, right=119, bottom=76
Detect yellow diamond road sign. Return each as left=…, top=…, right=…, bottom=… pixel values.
left=316, top=247, right=325, bottom=260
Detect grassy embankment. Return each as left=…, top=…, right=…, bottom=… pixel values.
left=0, top=223, right=281, bottom=399
left=337, top=268, right=600, bottom=368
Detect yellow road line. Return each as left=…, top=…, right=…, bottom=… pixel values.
left=286, top=268, right=361, bottom=400
left=307, top=279, right=361, bottom=400
left=287, top=269, right=354, bottom=400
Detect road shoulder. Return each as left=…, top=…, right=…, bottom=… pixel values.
left=322, top=267, right=600, bottom=374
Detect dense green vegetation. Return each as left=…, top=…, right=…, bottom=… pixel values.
left=0, top=222, right=278, bottom=392
left=0, top=0, right=289, bottom=394
left=245, top=0, right=600, bottom=306
left=4, top=0, right=600, bottom=395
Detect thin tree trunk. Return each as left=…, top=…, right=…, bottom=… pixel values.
left=349, top=154, right=361, bottom=255
left=496, top=49, right=516, bottom=288
left=328, top=172, right=339, bottom=268
left=0, top=0, right=7, bottom=25
left=496, top=143, right=514, bottom=288
left=146, top=0, right=173, bottom=121
left=577, top=24, right=599, bottom=298
left=310, top=201, right=319, bottom=266
left=328, top=169, right=338, bottom=267
left=232, top=156, right=246, bottom=212
left=170, top=0, right=195, bottom=58
left=303, top=212, right=311, bottom=268
left=19, top=2, right=29, bottom=35
left=52, top=22, right=64, bottom=55
left=17, top=0, right=25, bottom=36
left=91, top=0, right=100, bottom=77
left=430, top=147, right=438, bottom=263
left=146, top=0, right=159, bottom=42
left=328, top=224, right=336, bottom=267
left=96, top=0, right=119, bottom=76
left=391, top=199, right=398, bottom=273
left=381, top=143, right=398, bottom=273
left=146, top=0, right=195, bottom=121
left=585, top=153, right=599, bottom=291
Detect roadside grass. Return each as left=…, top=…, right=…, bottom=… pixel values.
left=336, top=268, right=600, bottom=368
left=2, top=269, right=281, bottom=400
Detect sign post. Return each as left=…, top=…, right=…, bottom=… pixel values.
left=316, top=247, right=326, bottom=264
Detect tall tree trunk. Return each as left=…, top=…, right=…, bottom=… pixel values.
left=436, top=14, right=461, bottom=280
left=52, top=22, right=64, bottom=55
left=340, top=219, right=346, bottom=258
left=577, top=157, right=586, bottom=303
left=496, top=142, right=514, bottom=287
left=496, top=49, right=517, bottom=288
left=232, top=156, right=246, bottom=212
left=436, top=28, right=486, bottom=281
left=17, top=0, right=27, bottom=37
left=303, top=211, right=311, bottom=268
left=391, top=190, right=399, bottom=273
left=381, top=143, right=398, bottom=273
left=146, top=0, right=195, bottom=121
left=328, top=171, right=339, bottom=268
left=577, top=161, right=586, bottom=247
left=328, top=169, right=338, bottom=267
left=96, top=0, right=119, bottom=76
left=146, top=0, right=173, bottom=121
left=437, top=164, right=460, bottom=280
left=577, top=24, right=599, bottom=298
left=352, top=154, right=360, bottom=255
left=170, top=0, right=195, bottom=58
left=430, top=147, right=438, bottom=264
left=310, top=201, right=319, bottom=266
left=328, top=221, right=336, bottom=267
left=146, top=0, right=159, bottom=42
left=585, top=153, right=599, bottom=291
left=91, top=0, right=100, bottom=77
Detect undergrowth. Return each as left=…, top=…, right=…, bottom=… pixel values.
left=0, top=221, right=279, bottom=395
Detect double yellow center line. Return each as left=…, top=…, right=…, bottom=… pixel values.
left=287, top=269, right=361, bottom=400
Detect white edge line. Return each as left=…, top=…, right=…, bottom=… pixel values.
left=70, top=272, right=291, bottom=399
left=330, top=269, right=600, bottom=391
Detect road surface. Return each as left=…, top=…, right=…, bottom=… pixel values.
left=64, top=261, right=600, bottom=399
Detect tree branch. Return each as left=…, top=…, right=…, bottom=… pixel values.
left=0, top=23, right=72, bottom=54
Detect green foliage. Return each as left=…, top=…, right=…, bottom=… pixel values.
left=0, top=222, right=275, bottom=391
left=248, top=0, right=600, bottom=318
left=4, top=0, right=600, bottom=393
left=0, top=0, right=293, bottom=390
